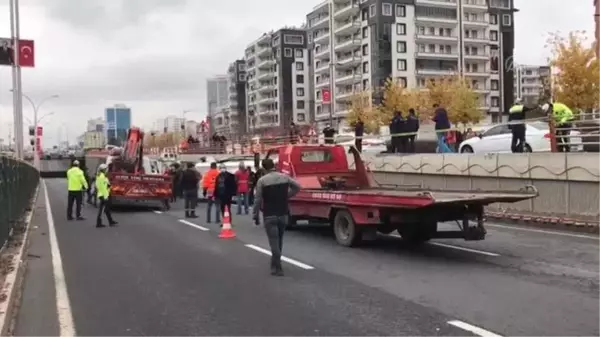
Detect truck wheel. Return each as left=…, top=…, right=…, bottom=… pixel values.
left=333, top=210, right=361, bottom=247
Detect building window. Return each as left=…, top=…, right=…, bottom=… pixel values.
left=369, top=4, right=375, bottom=17
left=491, top=97, right=499, bottom=107
left=362, top=8, right=368, bottom=20
left=362, top=61, right=369, bottom=73
left=362, top=27, right=368, bottom=38
left=238, top=63, right=246, bottom=71
left=491, top=80, right=499, bottom=90
left=276, top=48, right=281, bottom=58
left=284, top=34, right=304, bottom=45
left=297, top=101, right=305, bottom=109
left=362, top=44, right=368, bottom=56
left=296, top=62, right=304, bottom=71
left=296, top=74, right=304, bottom=83
left=362, top=79, right=369, bottom=90
left=490, top=14, right=498, bottom=24
left=295, top=49, right=303, bottom=58
left=272, top=36, right=280, bottom=46
left=490, top=30, right=498, bottom=41
left=297, top=88, right=305, bottom=96
left=398, top=77, right=407, bottom=87
left=382, top=3, right=392, bottom=16
left=396, top=23, right=406, bottom=35
left=397, top=41, right=406, bottom=53
left=396, top=4, right=406, bottom=17
left=502, top=14, right=511, bottom=26
left=297, top=113, right=305, bottom=122
left=284, top=48, right=292, bottom=57
left=397, top=59, right=407, bottom=71
left=238, top=74, right=246, bottom=81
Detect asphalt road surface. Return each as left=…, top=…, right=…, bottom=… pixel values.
left=14, top=179, right=599, bottom=336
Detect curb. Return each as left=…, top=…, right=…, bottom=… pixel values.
left=0, top=182, right=40, bottom=336
left=485, top=211, right=599, bottom=234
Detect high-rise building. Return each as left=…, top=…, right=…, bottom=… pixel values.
left=212, top=60, right=248, bottom=135
left=86, top=117, right=104, bottom=132
left=306, top=0, right=516, bottom=128
left=206, top=76, right=229, bottom=129
left=513, top=64, right=551, bottom=105
left=104, top=104, right=131, bottom=145
left=245, top=27, right=311, bottom=133
left=152, top=115, right=185, bottom=133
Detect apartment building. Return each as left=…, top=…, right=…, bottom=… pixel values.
left=244, top=28, right=311, bottom=133
left=513, top=64, right=551, bottom=105
left=206, top=75, right=229, bottom=134
left=212, top=60, right=247, bottom=135
left=152, top=115, right=185, bottom=133
left=306, top=0, right=517, bottom=128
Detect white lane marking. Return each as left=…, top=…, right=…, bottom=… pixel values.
left=389, top=234, right=499, bottom=257
left=429, top=242, right=500, bottom=257
left=244, top=244, right=315, bottom=270
left=178, top=219, right=209, bottom=231
left=153, top=210, right=163, bottom=214
left=43, top=180, right=76, bottom=336
left=447, top=320, right=502, bottom=337
left=487, top=223, right=598, bottom=240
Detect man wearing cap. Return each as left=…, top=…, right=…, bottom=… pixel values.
left=252, top=158, right=301, bottom=276
left=66, top=160, right=88, bottom=220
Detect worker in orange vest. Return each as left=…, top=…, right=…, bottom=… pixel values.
left=202, top=162, right=221, bottom=223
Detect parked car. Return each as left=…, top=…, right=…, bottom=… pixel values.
left=458, top=122, right=584, bottom=153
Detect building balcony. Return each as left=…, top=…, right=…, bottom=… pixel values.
left=463, top=0, right=488, bottom=12
left=229, top=91, right=237, bottom=99
left=415, top=15, right=457, bottom=26
left=335, top=90, right=354, bottom=101
left=416, top=68, right=456, bottom=76
left=472, top=87, right=490, bottom=94
left=311, top=15, right=329, bottom=30
left=257, top=84, right=276, bottom=93
left=333, top=1, right=359, bottom=21
left=415, top=33, right=457, bottom=43
left=334, top=19, right=361, bottom=36
left=336, top=54, right=362, bottom=69
left=257, top=96, right=277, bottom=105
left=463, top=19, right=489, bottom=28
left=257, top=58, right=276, bottom=69
left=257, top=71, right=276, bottom=81
left=415, top=50, right=458, bottom=60
left=415, top=0, right=457, bottom=9
left=256, top=45, right=273, bottom=57
left=257, top=107, right=278, bottom=115
left=464, top=70, right=489, bottom=77
left=314, top=47, right=330, bottom=60
left=314, top=30, right=330, bottom=44
left=334, top=37, right=361, bottom=52
left=463, top=36, right=489, bottom=44
left=315, top=62, right=331, bottom=74
left=335, top=72, right=362, bottom=85
left=315, top=79, right=330, bottom=89
left=463, top=52, right=489, bottom=60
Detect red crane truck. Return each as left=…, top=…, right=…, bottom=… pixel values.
left=85, top=127, right=172, bottom=208
left=264, top=144, right=538, bottom=246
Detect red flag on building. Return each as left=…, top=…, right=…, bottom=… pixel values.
left=322, top=89, right=331, bottom=104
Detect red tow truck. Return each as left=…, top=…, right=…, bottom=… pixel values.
left=265, top=144, right=538, bottom=246
left=85, top=127, right=172, bottom=208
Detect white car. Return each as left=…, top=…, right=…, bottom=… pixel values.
left=335, top=134, right=387, bottom=154
left=459, top=122, right=584, bottom=154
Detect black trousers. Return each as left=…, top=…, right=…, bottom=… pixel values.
left=67, top=191, right=83, bottom=219
left=355, top=139, right=362, bottom=153
left=183, top=189, right=198, bottom=215
left=555, top=122, right=572, bottom=152
left=96, top=197, right=115, bottom=225
left=510, top=124, right=526, bottom=153
left=407, top=135, right=416, bottom=153
left=219, top=199, right=233, bottom=217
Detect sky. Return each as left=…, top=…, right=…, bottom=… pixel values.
left=0, top=0, right=595, bottom=147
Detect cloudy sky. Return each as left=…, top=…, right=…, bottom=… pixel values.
left=0, top=0, right=594, bottom=146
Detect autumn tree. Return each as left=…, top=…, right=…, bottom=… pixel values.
left=424, top=75, right=482, bottom=125
left=547, top=31, right=599, bottom=117
left=346, top=90, right=379, bottom=133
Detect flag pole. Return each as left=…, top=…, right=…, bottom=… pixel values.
left=9, top=0, right=21, bottom=159
left=14, top=0, right=25, bottom=161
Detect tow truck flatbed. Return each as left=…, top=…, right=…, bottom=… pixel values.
left=263, top=144, right=539, bottom=247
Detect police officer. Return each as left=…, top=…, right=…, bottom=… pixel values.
left=542, top=102, right=575, bottom=152
left=252, top=158, right=301, bottom=276
left=95, top=164, right=118, bottom=228
left=508, top=98, right=531, bottom=153
left=66, top=160, right=88, bottom=220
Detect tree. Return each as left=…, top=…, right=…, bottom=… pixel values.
left=547, top=31, right=599, bottom=116
left=425, top=75, right=482, bottom=125
left=346, top=90, right=379, bottom=133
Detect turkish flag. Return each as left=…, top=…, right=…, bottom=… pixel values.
left=18, top=40, right=34, bottom=67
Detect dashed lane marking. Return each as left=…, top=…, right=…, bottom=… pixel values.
left=178, top=219, right=210, bottom=231
left=390, top=234, right=500, bottom=257
left=486, top=223, right=598, bottom=240
left=245, top=244, right=315, bottom=270
left=153, top=210, right=163, bottom=214
left=43, top=180, right=76, bottom=336
left=447, top=320, right=503, bottom=337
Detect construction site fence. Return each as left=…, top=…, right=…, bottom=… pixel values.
left=146, top=114, right=600, bottom=156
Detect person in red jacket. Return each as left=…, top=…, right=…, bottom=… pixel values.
left=235, top=162, right=250, bottom=215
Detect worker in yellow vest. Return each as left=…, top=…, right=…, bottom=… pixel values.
left=542, top=102, right=575, bottom=152
left=66, top=160, right=88, bottom=220
left=508, top=98, right=532, bottom=153
left=95, top=164, right=118, bottom=228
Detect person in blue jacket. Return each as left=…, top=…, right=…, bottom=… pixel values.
left=432, top=104, right=453, bottom=153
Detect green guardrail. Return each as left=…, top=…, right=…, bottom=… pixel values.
left=0, top=156, right=40, bottom=250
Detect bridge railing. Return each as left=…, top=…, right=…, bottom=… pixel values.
left=0, top=156, right=40, bottom=250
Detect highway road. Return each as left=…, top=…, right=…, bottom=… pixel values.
left=14, top=179, right=599, bottom=336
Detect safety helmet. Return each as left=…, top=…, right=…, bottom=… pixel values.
left=98, top=163, right=108, bottom=171
left=541, top=103, right=550, bottom=112
left=514, top=97, right=523, bottom=104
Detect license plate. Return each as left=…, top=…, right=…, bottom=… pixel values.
left=129, top=187, right=150, bottom=194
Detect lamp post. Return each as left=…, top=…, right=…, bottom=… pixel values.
left=10, top=90, right=59, bottom=168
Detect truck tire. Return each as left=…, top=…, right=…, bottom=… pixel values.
left=333, top=210, right=362, bottom=247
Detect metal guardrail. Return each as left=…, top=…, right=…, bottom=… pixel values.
left=0, top=156, right=40, bottom=251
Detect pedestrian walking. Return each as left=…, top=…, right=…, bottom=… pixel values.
left=214, top=164, right=237, bottom=224
left=235, top=163, right=250, bottom=215
left=202, top=162, right=220, bottom=223
left=181, top=162, right=201, bottom=218
left=95, top=164, right=117, bottom=228
left=66, top=160, right=88, bottom=221
left=252, top=158, right=301, bottom=276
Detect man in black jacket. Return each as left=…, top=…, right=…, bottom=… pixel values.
left=180, top=162, right=200, bottom=218
left=214, top=164, right=237, bottom=222
left=252, top=158, right=301, bottom=276
left=406, top=108, right=420, bottom=153
left=354, top=118, right=364, bottom=152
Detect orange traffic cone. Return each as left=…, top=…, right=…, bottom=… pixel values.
left=218, top=205, right=236, bottom=239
